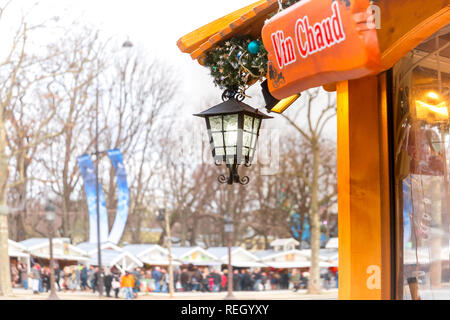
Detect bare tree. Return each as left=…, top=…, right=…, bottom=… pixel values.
left=0, top=2, right=67, bottom=296
left=101, top=50, right=179, bottom=244
left=281, top=88, right=336, bottom=294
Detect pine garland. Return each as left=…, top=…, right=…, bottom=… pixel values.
left=203, top=0, right=301, bottom=92
left=204, top=36, right=267, bottom=92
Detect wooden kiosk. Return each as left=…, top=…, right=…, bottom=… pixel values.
left=177, top=0, right=450, bottom=299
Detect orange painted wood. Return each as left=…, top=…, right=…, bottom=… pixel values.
left=322, top=82, right=337, bottom=92
left=177, top=0, right=276, bottom=56
left=337, top=80, right=351, bottom=299
left=189, top=1, right=279, bottom=61
left=262, top=0, right=381, bottom=100
left=337, top=75, right=392, bottom=300
left=379, top=2, right=450, bottom=71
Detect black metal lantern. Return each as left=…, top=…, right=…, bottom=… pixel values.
left=224, top=213, right=234, bottom=234
left=45, top=200, right=56, bottom=222
left=157, top=208, right=166, bottom=221
left=194, top=90, right=272, bottom=185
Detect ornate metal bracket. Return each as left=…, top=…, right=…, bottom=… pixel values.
left=221, top=89, right=246, bottom=102
left=218, top=163, right=250, bottom=185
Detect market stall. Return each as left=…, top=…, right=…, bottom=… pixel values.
left=122, top=244, right=181, bottom=267
left=171, top=246, right=221, bottom=267
left=206, top=247, right=265, bottom=268
left=8, top=239, right=30, bottom=272
left=177, top=0, right=450, bottom=300
left=87, top=249, right=143, bottom=272
left=19, top=238, right=89, bottom=268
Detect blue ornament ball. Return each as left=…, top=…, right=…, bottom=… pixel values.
left=247, top=40, right=260, bottom=54
left=237, top=51, right=242, bottom=59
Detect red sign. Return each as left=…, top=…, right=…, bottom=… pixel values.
left=262, top=0, right=381, bottom=99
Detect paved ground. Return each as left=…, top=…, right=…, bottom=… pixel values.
left=2, top=288, right=338, bottom=300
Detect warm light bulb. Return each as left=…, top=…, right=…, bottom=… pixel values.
left=426, top=91, right=440, bottom=100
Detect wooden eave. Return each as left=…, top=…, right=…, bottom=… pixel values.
left=177, top=0, right=279, bottom=65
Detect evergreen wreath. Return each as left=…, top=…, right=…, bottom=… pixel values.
left=204, top=36, right=268, bottom=92
left=203, top=0, right=302, bottom=93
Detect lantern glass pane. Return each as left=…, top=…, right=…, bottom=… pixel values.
left=243, top=132, right=252, bottom=147
left=226, top=147, right=236, bottom=155
left=223, top=114, right=238, bottom=131
left=212, top=132, right=224, bottom=147
left=251, top=134, right=258, bottom=148
left=209, top=115, right=222, bottom=131
left=243, top=147, right=250, bottom=156
left=249, top=148, right=255, bottom=158
left=215, top=148, right=225, bottom=156
left=253, top=118, right=260, bottom=133
left=244, top=115, right=253, bottom=132
left=224, top=131, right=237, bottom=147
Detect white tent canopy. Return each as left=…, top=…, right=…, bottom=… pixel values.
left=76, top=242, right=123, bottom=255
left=206, top=247, right=265, bottom=268
left=88, top=249, right=143, bottom=272
left=122, top=244, right=181, bottom=266
left=8, top=239, right=29, bottom=258
left=19, top=238, right=89, bottom=263
left=171, top=246, right=220, bottom=266
left=255, top=248, right=335, bottom=269
left=270, top=238, right=300, bottom=252
left=325, top=237, right=339, bottom=249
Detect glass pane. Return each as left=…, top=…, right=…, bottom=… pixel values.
left=243, top=147, right=249, bottom=156
left=251, top=134, right=258, bottom=148
left=253, top=118, right=261, bottom=133
left=243, top=132, right=252, bottom=147
left=209, top=115, right=222, bottom=131
left=212, top=132, right=224, bottom=147
left=249, top=148, right=255, bottom=159
left=214, top=148, right=225, bottom=156
left=224, top=131, right=237, bottom=147
left=394, top=24, right=450, bottom=300
left=223, top=114, right=238, bottom=131
left=244, top=115, right=254, bottom=132
left=225, top=147, right=236, bottom=155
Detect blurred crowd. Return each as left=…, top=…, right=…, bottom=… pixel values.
left=10, top=262, right=337, bottom=299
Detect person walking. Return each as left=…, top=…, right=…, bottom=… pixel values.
left=121, top=270, right=135, bottom=300
left=74, top=265, right=81, bottom=291
left=10, top=263, right=19, bottom=288
left=80, top=264, right=88, bottom=291
left=261, top=272, right=268, bottom=291
left=252, top=268, right=263, bottom=291
left=152, top=267, right=162, bottom=293
left=241, top=269, right=251, bottom=291
left=54, top=265, right=61, bottom=292
left=132, top=268, right=141, bottom=298
left=324, top=271, right=331, bottom=290
left=31, top=263, right=41, bottom=294
left=42, top=267, right=50, bottom=292
left=280, top=270, right=289, bottom=289
left=221, top=270, right=228, bottom=292
left=180, top=268, right=189, bottom=292
left=233, top=269, right=241, bottom=291
left=112, top=272, right=121, bottom=298
left=88, top=266, right=95, bottom=292
left=18, top=263, right=28, bottom=290
left=270, top=272, right=279, bottom=290
left=290, top=269, right=301, bottom=292
left=104, top=268, right=113, bottom=297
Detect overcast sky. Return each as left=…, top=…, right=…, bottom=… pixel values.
left=3, top=0, right=336, bottom=138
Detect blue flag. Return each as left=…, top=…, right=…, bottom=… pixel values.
left=77, top=154, right=109, bottom=244
left=106, top=149, right=130, bottom=244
